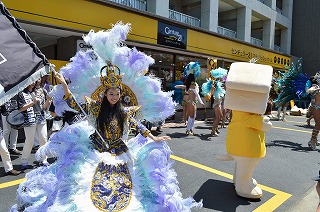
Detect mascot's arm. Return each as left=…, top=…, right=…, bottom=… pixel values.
left=261, top=116, right=272, bottom=131
left=243, top=113, right=264, bottom=130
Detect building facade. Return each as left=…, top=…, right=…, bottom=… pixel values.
left=291, top=0, right=320, bottom=75
left=2, top=0, right=293, bottom=118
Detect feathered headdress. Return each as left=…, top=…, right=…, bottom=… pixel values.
left=183, top=62, right=201, bottom=78
left=209, top=67, right=228, bottom=80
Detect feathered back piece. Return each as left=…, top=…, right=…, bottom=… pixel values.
left=201, top=67, right=228, bottom=100
left=274, top=58, right=311, bottom=106
left=50, top=22, right=176, bottom=122
left=183, top=62, right=201, bottom=78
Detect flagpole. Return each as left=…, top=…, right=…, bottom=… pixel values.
left=49, top=65, right=109, bottom=149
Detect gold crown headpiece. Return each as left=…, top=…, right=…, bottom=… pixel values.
left=100, top=64, right=123, bottom=90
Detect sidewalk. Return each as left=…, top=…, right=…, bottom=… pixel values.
left=287, top=184, right=319, bottom=212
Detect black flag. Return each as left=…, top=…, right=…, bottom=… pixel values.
left=0, top=1, right=49, bottom=105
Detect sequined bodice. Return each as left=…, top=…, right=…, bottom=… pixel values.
left=64, top=93, right=150, bottom=155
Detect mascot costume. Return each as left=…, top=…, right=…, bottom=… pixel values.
left=216, top=62, right=273, bottom=199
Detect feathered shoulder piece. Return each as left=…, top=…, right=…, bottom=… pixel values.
left=50, top=22, right=176, bottom=123
left=124, top=106, right=142, bottom=119
left=201, top=78, right=213, bottom=97
left=201, top=67, right=227, bottom=100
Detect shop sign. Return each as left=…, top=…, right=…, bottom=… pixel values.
left=157, top=22, right=187, bottom=49
left=76, top=40, right=92, bottom=52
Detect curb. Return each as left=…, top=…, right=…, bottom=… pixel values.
left=286, top=184, right=319, bottom=211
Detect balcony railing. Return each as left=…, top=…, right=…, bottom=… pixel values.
left=169, top=9, right=200, bottom=27
left=108, top=0, right=147, bottom=11
left=217, top=26, right=237, bottom=38
left=276, top=7, right=282, bottom=14
left=274, top=45, right=281, bottom=52
left=250, top=37, right=263, bottom=46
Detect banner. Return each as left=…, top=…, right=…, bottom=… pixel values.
left=0, top=1, right=49, bottom=105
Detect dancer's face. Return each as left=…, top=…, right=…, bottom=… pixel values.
left=105, top=88, right=121, bottom=105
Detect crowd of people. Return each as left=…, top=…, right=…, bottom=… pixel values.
left=2, top=63, right=319, bottom=177
left=0, top=73, right=87, bottom=176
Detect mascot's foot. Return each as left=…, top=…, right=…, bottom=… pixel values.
left=214, top=154, right=234, bottom=161
left=236, top=186, right=262, bottom=199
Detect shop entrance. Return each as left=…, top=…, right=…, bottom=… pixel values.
left=148, top=65, right=174, bottom=91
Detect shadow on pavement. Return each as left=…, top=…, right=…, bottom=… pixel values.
left=294, top=124, right=313, bottom=129
left=193, top=179, right=258, bottom=211
left=165, top=131, right=213, bottom=141
left=267, top=140, right=319, bottom=152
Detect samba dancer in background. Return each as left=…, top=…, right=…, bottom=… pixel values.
left=175, top=62, right=204, bottom=135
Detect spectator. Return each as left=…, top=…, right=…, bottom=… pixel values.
left=0, top=95, right=20, bottom=155
left=0, top=113, right=20, bottom=175
left=17, top=80, right=51, bottom=170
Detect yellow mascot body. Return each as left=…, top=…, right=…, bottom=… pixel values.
left=217, top=62, right=273, bottom=199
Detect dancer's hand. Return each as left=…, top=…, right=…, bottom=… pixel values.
left=55, top=72, right=71, bottom=96
left=55, top=72, right=67, bottom=86
left=148, top=133, right=171, bottom=142
left=153, top=136, right=171, bottom=142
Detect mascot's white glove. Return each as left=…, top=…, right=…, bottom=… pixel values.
left=261, top=116, right=272, bottom=131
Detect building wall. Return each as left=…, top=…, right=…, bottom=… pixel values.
left=291, top=0, right=320, bottom=75
left=2, top=0, right=291, bottom=69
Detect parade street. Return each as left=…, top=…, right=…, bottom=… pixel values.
left=0, top=114, right=319, bottom=212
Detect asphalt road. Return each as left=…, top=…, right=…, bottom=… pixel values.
left=0, top=114, right=319, bottom=212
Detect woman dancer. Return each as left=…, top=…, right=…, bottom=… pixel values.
left=202, top=68, right=228, bottom=136
left=175, top=62, right=204, bottom=135
left=306, top=75, right=320, bottom=150
left=11, top=22, right=202, bottom=212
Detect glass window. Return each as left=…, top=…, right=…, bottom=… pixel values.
left=143, top=50, right=175, bottom=91
left=175, top=55, right=208, bottom=96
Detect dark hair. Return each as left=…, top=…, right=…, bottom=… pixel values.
left=25, top=83, right=35, bottom=92
left=310, top=76, right=318, bottom=84
left=185, top=74, right=195, bottom=91
left=97, top=94, right=125, bottom=138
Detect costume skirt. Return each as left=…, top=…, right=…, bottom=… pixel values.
left=10, top=121, right=202, bottom=212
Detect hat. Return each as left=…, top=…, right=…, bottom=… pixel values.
left=100, top=63, right=123, bottom=90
